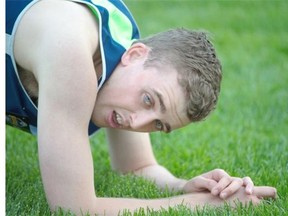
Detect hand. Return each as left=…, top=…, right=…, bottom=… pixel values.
left=182, top=169, right=275, bottom=200
left=182, top=185, right=277, bottom=209
left=224, top=185, right=277, bottom=206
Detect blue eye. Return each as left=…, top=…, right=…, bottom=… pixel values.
left=144, top=94, right=152, bottom=106
left=155, top=119, right=163, bottom=131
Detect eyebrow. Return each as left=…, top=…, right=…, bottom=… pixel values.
left=164, top=123, right=171, bottom=133
left=152, top=89, right=166, bottom=113
left=151, top=89, right=172, bottom=133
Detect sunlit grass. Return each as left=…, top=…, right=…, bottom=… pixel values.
left=6, top=1, right=288, bottom=215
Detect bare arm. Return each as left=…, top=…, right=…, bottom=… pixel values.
left=107, top=128, right=277, bottom=200
left=106, top=128, right=216, bottom=192
left=22, top=1, right=99, bottom=211
left=106, top=129, right=187, bottom=191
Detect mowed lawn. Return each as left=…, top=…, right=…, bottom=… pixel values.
left=6, top=1, right=288, bottom=215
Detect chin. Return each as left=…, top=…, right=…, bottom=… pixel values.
left=90, top=116, right=102, bottom=127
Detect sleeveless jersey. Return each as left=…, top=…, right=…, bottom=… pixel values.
left=6, top=0, right=140, bottom=135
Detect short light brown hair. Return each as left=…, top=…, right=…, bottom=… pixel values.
left=137, top=28, right=222, bottom=122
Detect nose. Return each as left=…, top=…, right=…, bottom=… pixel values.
left=129, top=111, right=158, bottom=132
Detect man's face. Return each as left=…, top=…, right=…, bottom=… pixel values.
left=92, top=43, right=190, bottom=133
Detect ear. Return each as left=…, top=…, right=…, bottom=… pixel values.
left=121, top=43, right=149, bottom=66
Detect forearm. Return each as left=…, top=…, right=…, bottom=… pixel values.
left=69, top=192, right=223, bottom=216
left=88, top=186, right=267, bottom=215
left=133, top=164, right=188, bottom=192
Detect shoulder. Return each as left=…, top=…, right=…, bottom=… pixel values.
left=13, top=0, right=100, bottom=106
left=14, top=0, right=99, bottom=73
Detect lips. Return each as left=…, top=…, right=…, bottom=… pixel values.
left=108, top=111, right=123, bottom=128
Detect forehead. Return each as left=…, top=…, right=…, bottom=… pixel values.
left=164, top=88, right=190, bottom=131
left=144, top=67, right=190, bottom=131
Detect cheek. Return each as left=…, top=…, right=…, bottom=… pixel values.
left=116, top=87, right=142, bottom=106
left=119, top=93, right=141, bottom=109
left=107, top=92, right=141, bottom=110
left=96, top=84, right=143, bottom=111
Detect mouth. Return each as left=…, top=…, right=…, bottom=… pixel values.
left=108, top=111, right=123, bottom=128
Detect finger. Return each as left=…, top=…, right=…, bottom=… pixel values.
left=211, top=176, right=234, bottom=196
left=202, top=169, right=230, bottom=182
left=243, top=176, right=254, bottom=195
left=183, top=176, right=217, bottom=193
left=253, top=186, right=277, bottom=199
left=219, top=178, right=243, bottom=199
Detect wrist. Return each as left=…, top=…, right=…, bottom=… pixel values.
left=174, top=178, right=188, bottom=192
left=133, top=164, right=188, bottom=192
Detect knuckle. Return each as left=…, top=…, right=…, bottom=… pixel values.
left=227, top=175, right=233, bottom=181
left=223, top=175, right=232, bottom=183
left=234, top=177, right=243, bottom=184
left=214, top=168, right=227, bottom=176
left=243, top=176, right=252, bottom=182
left=214, top=168, right=225, bottom=173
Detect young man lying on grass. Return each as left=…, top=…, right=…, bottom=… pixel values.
left=6, top=0, right=276, bottom=215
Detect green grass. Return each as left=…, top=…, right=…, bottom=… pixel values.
left=6, top=0, right=288, bottom=215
